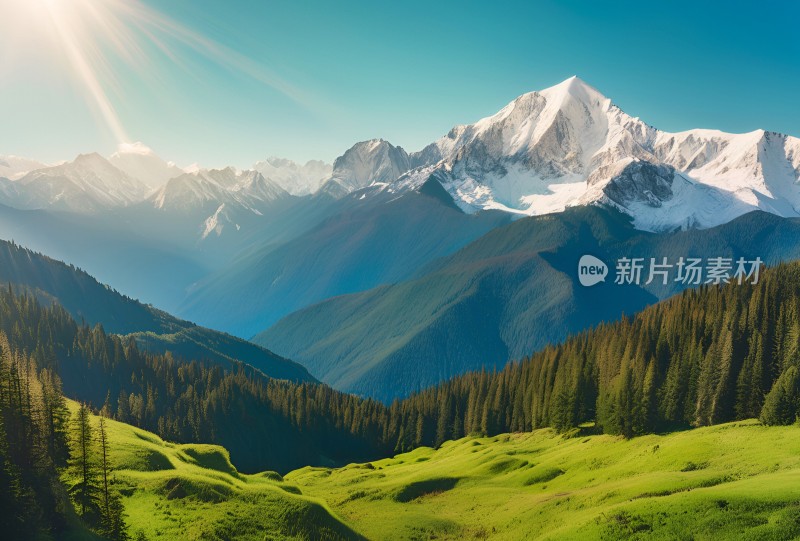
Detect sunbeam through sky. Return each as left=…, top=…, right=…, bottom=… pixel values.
left=0, top=0, right=315, bottom=150
left=0, top=0, right=797, bottom=167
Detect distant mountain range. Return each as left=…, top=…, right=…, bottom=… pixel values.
left=179, top=188, right=511, bottom=336
left=0, top=76, right=798, bottom=401
left=329, top=77, right=800, bottom=232
left=4, top=78, right=799, bottom=232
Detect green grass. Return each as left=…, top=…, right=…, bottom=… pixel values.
left=64, top=399, right=800, bottom=540
left=287, top=422, right=800, bottom=540
left=63, top=401, right=364, bottom=541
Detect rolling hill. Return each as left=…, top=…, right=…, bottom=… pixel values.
left=63, top=400, right=800, bottom=541
left=64, top=400, right=364, bottom=541
left=289, top=421, right=800, bottom=540
left=63, top=401, right=800, bottom=541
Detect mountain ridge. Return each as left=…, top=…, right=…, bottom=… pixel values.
left=0, top=238, right=314, bottom=382
left=254, top=207, right=800, bottom=401
left=356, top=77, right=800, bottom=232
left=1, top=77, right=797, bottom=234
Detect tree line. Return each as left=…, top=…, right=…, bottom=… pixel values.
left=0, top=287, right=391, bottom=473
left=3, top=262, right=800, bottom=490
left=393, top=262, right=800, bottom=446
left=0, top=327, right=129, bottom=540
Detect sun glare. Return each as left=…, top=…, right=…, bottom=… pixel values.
left=0, top=0, right=307, bottom=146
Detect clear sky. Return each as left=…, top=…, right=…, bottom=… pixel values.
left=0, top=0, right=797, bottom=168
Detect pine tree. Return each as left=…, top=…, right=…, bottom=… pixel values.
left=760, top=366, right=800, bottom=425
left=40, top=368, right=70, bottom=468
left=98, top=416, right=128, bottom=540
left=0, top=413, right=32, bottom=540
left=69, top=403, right=101, bottom=524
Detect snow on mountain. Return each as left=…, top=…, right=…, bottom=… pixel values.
left=252, top=157, right=331, bottom=196
left=109, top=142, right=184, bottom=190
left=319, top=139, right=412, bottom=197
left=1, top=77, right=796, bottom=233
left=201, top=203, right=243, bottom=239
left=148, top=167, right=291, bottom=240
left=150, top=167, right=288, bottom=212
left=373, top=76, right=800, bottom=232
left=5, top=153, right=148, bottom=212
left=0, top=155, right=49, bottom=180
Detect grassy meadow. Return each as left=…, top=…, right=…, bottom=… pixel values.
left=69, top=399, right=800, bottom=540
left=63, top=401, right=363, bottom=541
left=288, top=422, right=800, bottom=540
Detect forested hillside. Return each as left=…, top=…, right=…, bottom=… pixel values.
left=0, top=329, right=73, bottom=539
left=390, top=261, right=800, bottom=449
left=6, top=259, right=800, bottom=482
left=0, top=335, right=359, bottom=540
left=0, top=239, right=314, bottom=383
left=0, top=288, right=390, bottom=473
left=0, top=326, right=130, bottom=540
left=257, top=207, right=800, bottom=401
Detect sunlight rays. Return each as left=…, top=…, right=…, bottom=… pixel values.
left=0, top=0, right=310, bottom=145
left=41, top=0, right=130, bottom=142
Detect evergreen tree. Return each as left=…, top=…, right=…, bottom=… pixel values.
left=98, top=416, right=128, bottom=541
left=0, top=413, right=32, bottom=540
left=760, top=366, right=800, bottom=425
left=69, top=403, right=101, bottom=524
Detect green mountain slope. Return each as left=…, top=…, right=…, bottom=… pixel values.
left=255, top=208, right=800, bottom=401
left=0, top=239, right=314, bottom=382
left=179, top=190, right=510, bottom=337
left=0, top=288, right=392, bottom=473
left=289, top=422, right=800, bottom=540
left=0, top=202, right=207, bottom=311
left=65, top=400, right=364, bottom=541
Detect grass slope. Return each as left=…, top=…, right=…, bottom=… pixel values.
left=63, top=401, right=363, bottom=541
left=288, top=421, right=800, bottom=540
left=126, top=325, right=315, bottom=383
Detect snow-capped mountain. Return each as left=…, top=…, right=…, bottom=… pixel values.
left=328, top=77, right=800, bottom=232
left=1, top=77, right=797, bottom=233
left=0, top=155, right=49, bottom=181
left=109, top=142, right=184, bottom=190
left=252, top=157, right=331, bottom=196
left=148, top=167, right=290, bottom=239
left=151, top=167, right=288, bottom=211
left=319, top=139, right=412, bottom=197
left=3, top=153, right=148, bottom=212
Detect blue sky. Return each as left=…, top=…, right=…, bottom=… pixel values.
left=1, top=0, right=797, bottom=167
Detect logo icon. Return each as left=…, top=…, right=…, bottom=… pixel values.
left=578, top=255, right=608, bottom=287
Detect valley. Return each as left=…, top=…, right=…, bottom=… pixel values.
left=1, top=76, right=799, bottom=540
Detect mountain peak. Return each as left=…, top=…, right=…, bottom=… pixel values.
left=557, top=74, right=586, bottom=88
left=74, top=152, right=108, bottom=164
left=537, top=75, right=608, bottom=107
left=108, top=143, right=181, bottom=190
left=71, top=152, right=124, bottom=174
left=320, top=138, right=412, bottom=196
left=351, top=138, right=391, bottom=152
left=376, top=76, right=800, bottom=233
